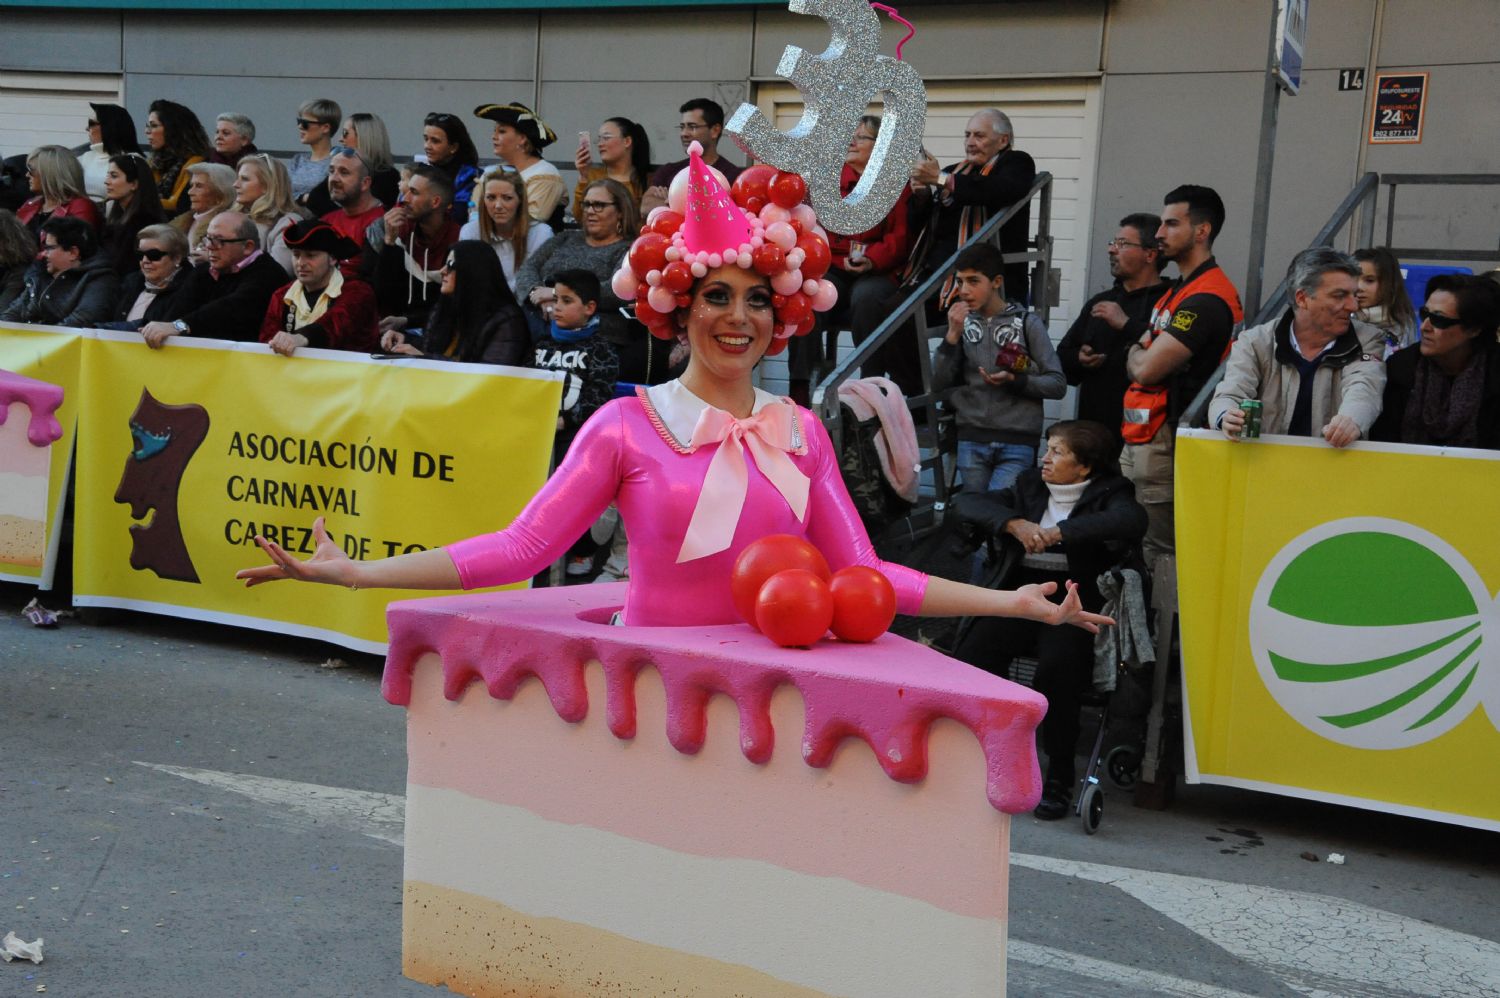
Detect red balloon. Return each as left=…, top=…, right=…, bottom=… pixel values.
left=635, top=282, right=652, bottom=304
left=674, top=293, right=692, bottom=308
left=730, top=534, right=831, bottom=628
left=731, top=164, right=777, bottom=209
left=627, top=232, right=670, bottom=278
left=829, top=566, right=897, bottom=642
left=744, top=195, right=768, bottom=216
left=796, top=234, right=832, bottom=279
left=778, top=291, right=812, bottom=327
left=751, top=243, right=785, bottom=276
left=769, top=171, right=808, bottom=209
left=661, top=261, right=694, bottom=294
left=795, top=315, right=816, bottom=336
left=648, top=209, right=684, bottom=236
left=764, top=336, right=789, bottom=356
left=755, top=570, right=834, bottom=647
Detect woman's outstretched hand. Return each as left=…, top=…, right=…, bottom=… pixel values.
left=235, top=516, right=355, bottom=588
left=1014, top=580, right=1114, bottom=634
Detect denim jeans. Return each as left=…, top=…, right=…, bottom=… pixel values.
left=957, top=440, right=1036, bottom=495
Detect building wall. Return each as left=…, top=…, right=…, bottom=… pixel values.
left=2, top=0, right=1496, bottom=310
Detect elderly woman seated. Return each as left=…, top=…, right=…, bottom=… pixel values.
left=103, top=223, right=193, bottom=329
left=1372, top=274, right=1500, bottom=450
left=210, top=112, right=259, bottom=171
left=172, top=162, right=238, bottom=263
left=951, top=420, right=1147, bottom=821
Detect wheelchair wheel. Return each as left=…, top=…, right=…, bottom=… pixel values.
left=1106, top=745, right=1140, bottom=790
left=1080, top=783, right=1103, bottom=835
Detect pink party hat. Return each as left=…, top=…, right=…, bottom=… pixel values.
left=681, top=141, right=751, bottom=255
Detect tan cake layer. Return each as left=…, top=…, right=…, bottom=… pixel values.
left=403, top=881, right=832, bottom=998
left=0, top=514, right=44, bottom=567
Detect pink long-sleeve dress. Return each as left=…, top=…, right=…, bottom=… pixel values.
left=445, top=381, right=927, bottom=627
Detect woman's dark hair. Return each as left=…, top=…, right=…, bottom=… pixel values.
left=423, top=112, right=479, bottom=169
left=605, top=116, right=652, bottom=189
left=91, top=103, right=142, bottom=157
left=0, top=209, right=37, bottom=268
left=425, top=240, right=522, bottom=361
left=1045, top=420, right=1119, bottom=478
left=105, top=154, right=165, bottom=226
left=1427, top=273, right=1500, bottom=342
left=148, top=99, right=212, bottom=163
left=1353, top=247, right=1417, bottom=332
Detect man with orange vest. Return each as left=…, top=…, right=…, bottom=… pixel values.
left=1120, top=184, right=1243, bottom=570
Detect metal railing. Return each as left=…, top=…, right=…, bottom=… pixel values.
left=812, top=172, right=1054, bottom=524
left=1382, top=173, right=1500, bottom=263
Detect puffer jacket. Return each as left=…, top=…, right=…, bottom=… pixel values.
left=0, top=254, right=120, bottom=328
left=1208, top=310, right=1385, bottom=437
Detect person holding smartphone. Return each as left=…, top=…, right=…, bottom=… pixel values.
left=932, top=241, right=1063, bottom=500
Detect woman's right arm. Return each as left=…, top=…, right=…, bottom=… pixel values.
left=237, top=399, right=626, bottom=591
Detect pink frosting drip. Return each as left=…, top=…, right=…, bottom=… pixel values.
left=0, top=370, right=65, bottom=447
left=382, top=583, right=1047, bottom=814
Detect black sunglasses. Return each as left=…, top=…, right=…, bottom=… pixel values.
left=137, top=248, right=172, bottom=262
left=424, top=112, right=460, bottom=128
left=295, top=117, right=322, bottom=129
left=87, top=118, right=99, bottom=128
left=1419, top=306, right=1463, bottom=330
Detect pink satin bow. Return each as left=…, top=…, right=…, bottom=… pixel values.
left=677, top=402, right=810, bottom=563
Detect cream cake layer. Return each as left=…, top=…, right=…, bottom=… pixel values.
left=404, top=651, right=1011, bottom=921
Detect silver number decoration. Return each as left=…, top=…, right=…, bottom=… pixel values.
left=725, top=0, right=927, bottom=235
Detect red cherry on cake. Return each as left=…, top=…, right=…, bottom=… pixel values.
left=730, top=534, right=831, bottom=629
left=828, top=566, right=897, bottom=642
left=755, top=569, right=834, bottom=647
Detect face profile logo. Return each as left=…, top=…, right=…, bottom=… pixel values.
left=114, top=388, right=210, bottom=584
left=1249, top=518, right=1498, bottom=750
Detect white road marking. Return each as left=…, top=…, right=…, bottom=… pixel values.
left=133, top=762, right=406, bottom=845
left=1007, top=940, right=1275, bottom=998
left=1012, top=852, right=1500, bottom=998
left=134, top=765, right=1499, bottom=998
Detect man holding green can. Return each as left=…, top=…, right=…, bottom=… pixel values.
left=1209, top=247, right=1386, bottom=448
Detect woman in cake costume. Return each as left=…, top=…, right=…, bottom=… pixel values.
left=238, top=145, right=1106, bottom=634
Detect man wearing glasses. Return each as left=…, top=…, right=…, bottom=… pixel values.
left=1056, top=213, right=1169, bottom=441
left=640, top=98, right=743, bottom=214
left=1209, top=247, right=1384, bottom=447
left=139, top=212, right=287, bottom=348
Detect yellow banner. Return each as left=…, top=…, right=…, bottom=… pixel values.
left=73, top=332, right=562, bottom=651
left=1176, top=429, right=1500, bottom=831
left=0, top=325, right=82, bottom=587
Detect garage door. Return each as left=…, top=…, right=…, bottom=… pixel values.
left=750, top=78, right=1101, bottom=340
left=0, top=71, right=124, bottom=159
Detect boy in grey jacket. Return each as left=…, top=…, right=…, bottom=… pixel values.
left=933, top=242, right=1065, bottom=495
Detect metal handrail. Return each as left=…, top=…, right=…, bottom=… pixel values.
left=1180, top=171, right=1380, bottom=428
left=812, top=172, right=1054, bottom=519
left=1383, top=173, right=1500, bottom=263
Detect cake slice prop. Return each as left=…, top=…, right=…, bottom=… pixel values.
left=385, top=584, right=1045, bottom=997
left=0, top=369, right=66, bottom=570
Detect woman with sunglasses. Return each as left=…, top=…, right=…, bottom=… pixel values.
left=16, top=145, right=100, bottom=243
left=289, top=98, right=343, bottom=203
left=238, top=148, right=1106, bottom=641
left=234, top=154, right=305, bottom=274
left=145, top=99, right=211, bottom=215
left=78, top=103, right=142, bottom=199
left=384, top=240, right=528, bottom=366
left=1373, top=274, right=1500, bottom=450
left=98, top=153, right=166, bottom=276
left=104, top=224, right=192, bottom=329
left=420, top=112, right=481, bottom=224
left=572, top=116, right=651, bottom=223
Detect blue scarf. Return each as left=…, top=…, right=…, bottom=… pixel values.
left=548, top=315, right=599, bottom=343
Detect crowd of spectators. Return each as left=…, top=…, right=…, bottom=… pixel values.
left=2, top=91, right=1494, bottom=825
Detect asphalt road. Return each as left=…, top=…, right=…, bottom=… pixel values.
left=2, top=581, right=1497, bottom=998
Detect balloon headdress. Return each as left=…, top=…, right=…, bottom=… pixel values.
left=611, top=142, right=838, bottom=356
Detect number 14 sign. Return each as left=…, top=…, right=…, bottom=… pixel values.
left=1369, top=72, right=1429, bottom=144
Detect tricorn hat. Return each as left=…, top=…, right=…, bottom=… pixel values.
left=473, top=101, right=557, bottom=151
left=282, top=219, right=361, bottom=260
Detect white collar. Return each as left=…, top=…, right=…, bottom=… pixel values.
left=645, top=379, right=783, bottom=449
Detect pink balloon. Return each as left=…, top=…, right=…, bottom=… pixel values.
left=812, top=279, right=840, bottom=312
left=792, top=203, right=818, bottom=229
left=760, top=204, right=792, bottom=226
left=612, top=268, right=639, bottom=300
left=765, top=221, right=798, bottom=251
left=647, top=285, right=677, bottom=313
left=786, top=248, right=806, bottom=269
left=771, top=269, right=804, bottom=296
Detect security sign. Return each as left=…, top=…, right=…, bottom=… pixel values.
left=1369, top=72, right=1428, bottom=144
